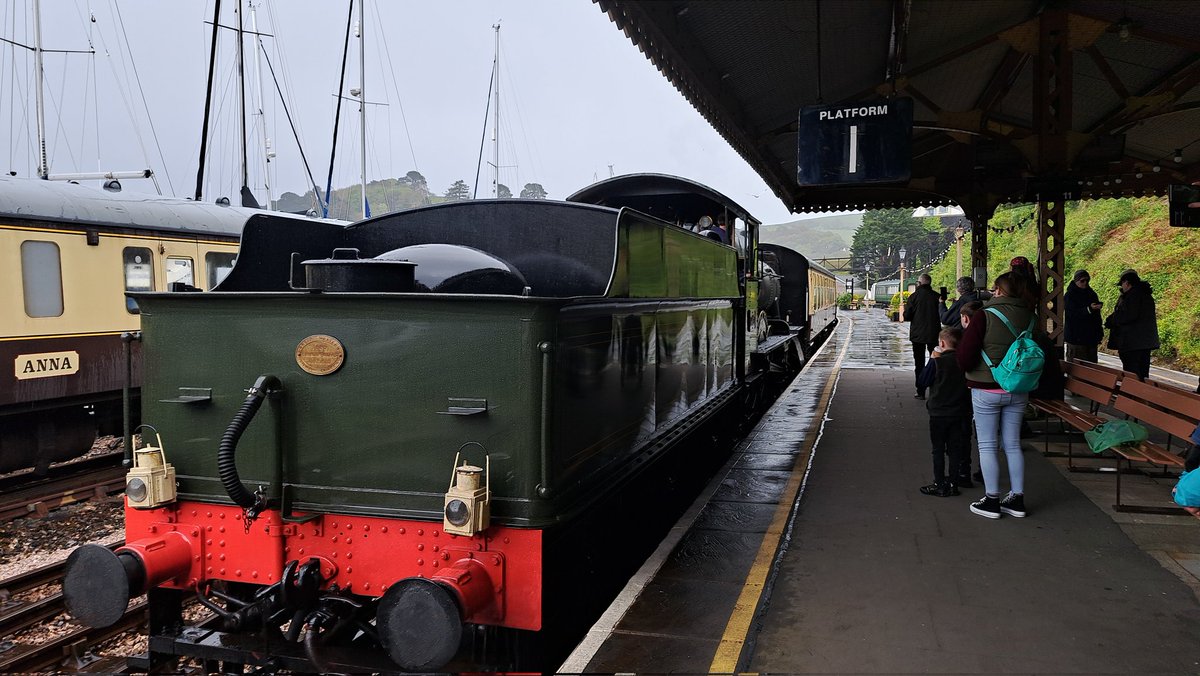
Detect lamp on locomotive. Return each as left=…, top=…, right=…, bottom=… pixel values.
left=443, top=457, right=490, bottom=536
left=125, top=432, right=177, bottom=509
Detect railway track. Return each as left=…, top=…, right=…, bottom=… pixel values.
left=0, top=459, right=126, bottom=522
left=0, top=543, right=142, bottom=673
left=0, top=451, right=124, bottom=495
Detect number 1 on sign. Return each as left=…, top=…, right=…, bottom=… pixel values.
left=848, top=124, right=858, bottom=174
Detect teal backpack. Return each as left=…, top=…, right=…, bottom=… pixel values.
left=981, top=307, right=1045, bottom=393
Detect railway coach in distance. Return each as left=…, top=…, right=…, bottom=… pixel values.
left=0, top=177, right=286, bottom=474
left=62, top=175, right=836, bottom=672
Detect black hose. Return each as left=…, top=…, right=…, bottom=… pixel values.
left=304, top=617, right=335, bottom=674
left=218, top=375, right=280, bottom=514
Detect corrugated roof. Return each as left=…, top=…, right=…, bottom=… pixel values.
left=597, top=0, right=1200, bottom=217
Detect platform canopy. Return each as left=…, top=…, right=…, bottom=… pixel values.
left=596, top=1, right=1200, bottom=219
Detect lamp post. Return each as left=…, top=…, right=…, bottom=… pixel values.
left=954, top=225, right=965, bottom=280
left=864, top=262, right=871, bottom=308
left=898, top=247, right=907, bottom=321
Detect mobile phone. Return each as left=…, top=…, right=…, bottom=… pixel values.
left=939, top=286, right=947, bottom=297
left=1168, top=184, right=1200, bottom=227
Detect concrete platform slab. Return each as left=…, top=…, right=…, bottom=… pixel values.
left=562, top=311, right=1200, bottom=674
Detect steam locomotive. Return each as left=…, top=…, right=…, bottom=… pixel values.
left=63, top=175, right=836, bottom=672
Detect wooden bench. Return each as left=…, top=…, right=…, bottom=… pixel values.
left=1106, top=378, right=1200, bottom=514
left=1030, top=360, right=1120, bottom=462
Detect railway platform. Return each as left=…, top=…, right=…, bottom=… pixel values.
left=564, top=309, right=1200, bottom=673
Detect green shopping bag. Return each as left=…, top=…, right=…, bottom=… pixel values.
left=1084, top=420, right=1149, bottom=454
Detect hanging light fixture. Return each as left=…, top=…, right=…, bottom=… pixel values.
left=1174, top=148, right=1184, bottom=163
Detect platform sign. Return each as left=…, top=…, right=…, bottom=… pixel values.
left=797, top=98, right=913, bottom=186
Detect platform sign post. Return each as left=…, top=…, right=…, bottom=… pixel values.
left=797, top=98, right=913, bottom=186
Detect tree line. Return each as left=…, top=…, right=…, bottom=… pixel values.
left=274, top=170, right=549, bottom=219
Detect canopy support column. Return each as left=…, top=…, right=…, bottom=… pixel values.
left=1033, top=9, right=1072, bottom=347
left=1037, top=201, right=1066, bottom=346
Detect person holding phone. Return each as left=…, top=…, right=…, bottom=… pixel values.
left=1064, top=270, right=1103, bottom=363
left=939, top=276, right=986, bottom=330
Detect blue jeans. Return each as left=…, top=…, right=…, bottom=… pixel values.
left=971, top=389, right=1028, bottom=496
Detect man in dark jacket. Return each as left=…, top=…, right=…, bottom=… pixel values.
left=904, top=274, right=943, bottom=399
left=940, top=276, right=987, bottom=329
left=1104, top=269, right=1159, bottom=379
left=1064, top=269, right=1103, bottom=362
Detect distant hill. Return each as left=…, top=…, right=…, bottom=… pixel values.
left=274, top=176, right=444, bottom=218
left=760, top=212, right=862, bottom=260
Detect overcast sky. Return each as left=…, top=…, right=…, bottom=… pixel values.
left=2, top=0, right=801, bottom=223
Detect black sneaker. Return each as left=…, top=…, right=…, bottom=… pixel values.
left=1000, top=492, right=1027, bottom=518
left=919, top=482, right=960, bottom=497
left=970, top=495, right=1002, bottom=519
left=914, top=393, right=926, bottom=400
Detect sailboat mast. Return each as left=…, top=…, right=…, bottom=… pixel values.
left=32, top=0, right=49, bottom=179
left=492, top=23, right=500, bottom=198
left=236, top=2, right=249, bottom=196
left=358, top=0, right=368, bottom=218
left=249, top=1, right=273, bottom=210
left=195, top=0, right=222, bottom=201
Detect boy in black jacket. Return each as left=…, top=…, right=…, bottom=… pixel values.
left=917, top=327, right=973, bottom=497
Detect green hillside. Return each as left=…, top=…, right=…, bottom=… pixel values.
left=925, top=197, right=1200, bottom=372
left=761, top=212, right=862, bottom=260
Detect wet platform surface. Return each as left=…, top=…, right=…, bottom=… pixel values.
left=566, top=309, right=1200, bottom=673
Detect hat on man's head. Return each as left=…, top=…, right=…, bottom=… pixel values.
left=1117, top=269, right=1140, bottom=286
left=1072, top=270, right=1090, bottom=282
left=1010, top=256, right=1031, bottom=268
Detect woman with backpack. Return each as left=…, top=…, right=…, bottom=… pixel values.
left=957, top=272, right=1038, bottom=519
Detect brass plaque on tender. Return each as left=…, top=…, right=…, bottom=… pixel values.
left=295, top=335, right=345, bottom=375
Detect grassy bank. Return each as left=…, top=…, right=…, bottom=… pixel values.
left=927, top=197, right=1200, bottom=373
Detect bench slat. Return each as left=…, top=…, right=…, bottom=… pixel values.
left=1114, top=384, right=1200, bottom=440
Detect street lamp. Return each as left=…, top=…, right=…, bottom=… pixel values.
left=864, top=262, right=872, bottom=308
left=954, top=225, right=965, bottom=280
left=899, top=247, right=907, bottom=291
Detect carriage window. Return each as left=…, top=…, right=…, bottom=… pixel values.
left=166, top=257, right=195, bottom=291
left=21, top=240, right=64, bottom=317
left=124, top=247, right=154, bottom=314
left=205, top=252, right=237, bottom=289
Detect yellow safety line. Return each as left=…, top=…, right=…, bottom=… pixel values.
left=0, top=223, right=236, bottom=246
left=709, top=317, right=853, bottom=673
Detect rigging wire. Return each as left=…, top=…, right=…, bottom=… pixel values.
left=498, top=41, right=545, bottom=188
left=111, top=0, right=173, bottom=193
left=258, top=45, right=321, bottom=210
left=264, top=1, right=314, bottom=210
left=48, top=56, right=82, bottom=172
left=92, top=17, right=157, bottom=191
left=472, top=58, right=495, bottom=200
left=369, top=0, right=418, bottom=173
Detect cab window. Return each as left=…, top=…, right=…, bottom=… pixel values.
left=166, top=257, right=195, bottom=291
left=123, top=247, right=154, bottom=314
left=21, top=240, right=64, bottom=317
left=205, top=252, right=237, bottom=290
